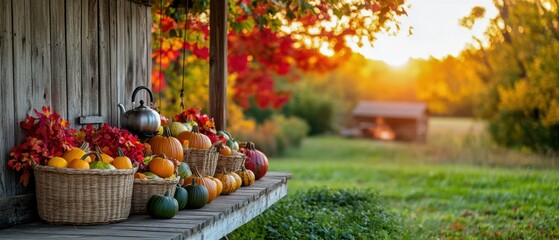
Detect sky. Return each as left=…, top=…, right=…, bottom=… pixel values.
left=352, top=0, right=498, bottom=66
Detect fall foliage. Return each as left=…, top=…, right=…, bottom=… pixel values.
left=151, top=0, right=408, bottom=111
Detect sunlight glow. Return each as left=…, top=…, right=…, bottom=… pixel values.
left=350, top=0, right=498, bottom=65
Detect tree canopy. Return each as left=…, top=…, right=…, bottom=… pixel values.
left=462, top=0, right=559, bottom=151
left=151, top=0, right=407, bottom=112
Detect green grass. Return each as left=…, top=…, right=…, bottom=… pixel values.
left=235, top=117, right=559, bottom=239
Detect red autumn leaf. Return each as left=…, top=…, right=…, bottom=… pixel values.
left=160, top=16, right=177, bottom=32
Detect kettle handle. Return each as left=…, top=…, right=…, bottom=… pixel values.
left=131, top=86, right=154, bottom=106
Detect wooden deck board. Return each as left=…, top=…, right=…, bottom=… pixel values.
left=0, top=172, right=291, bottom=240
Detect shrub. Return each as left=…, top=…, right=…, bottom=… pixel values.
left=231, top=115, right=309, bottom=156
left=489, top=110, right=559, bottom=153
left=229, top=188, right=403, bottom=240
left=282, top=91, right=336, bottom=135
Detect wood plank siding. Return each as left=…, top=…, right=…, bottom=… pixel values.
left=0, top=0, right=152, bottom=227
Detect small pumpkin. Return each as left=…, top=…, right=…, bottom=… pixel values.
left=112, top=148, right=133, bottom=169
left=240, top=142, right=269, bottom=180
left=47, top=157, right=67, bottom=168
left=215, top=168, right=236, bottom=195
left=236, top=165, right=256, bottom=187
left=63, top=142, right=91, bottom=163
left=143, top=142, right=153, bottom=156
left=169, top=122, right=190, bottom=137
left=93, top=146, right=114, bottom=164
left=191, top=168, right=218, bottom=203
left=217, top=130, right=239, bottom=151
left=174, top=184, right=188, bottom=210
left=67, top=151, right=95, bottom=169
left=176, top=125, right=212, bottom=150
left=89, top=151, right=116, bottom=170
left=219, top=145, right=232, bottom=156
left=134, top=172, right=148, bottom=180
left=147, top=190, right=179, bottom=219
left=229, top=172, right=242, bottom=190
left=149, top=154, right=175, bottom=178
left=177, top=162, right=192, bottom=179
left=184, top=179, right=208, bottom=209
left=149, top=127, right=184, bottom=161
left=143, top=172, right=162, bottom=180
left=207, top=176, right=223, bottom=196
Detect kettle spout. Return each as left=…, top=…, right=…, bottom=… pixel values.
left=117, top=103, right=126, bottom=115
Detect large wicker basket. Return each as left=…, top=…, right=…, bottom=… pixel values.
left=215, top=151, right=246, bottom=174
left=131, top=177, right=179, bottom=214
left=32, top=163, right=137, bottom=225
left=183, top=147, right=218, bottom=176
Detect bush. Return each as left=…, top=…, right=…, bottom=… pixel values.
left=229, top=188, right=403, bottom=240
left=282, top=90, right=336, bottom=135
left=231, top=115, right=309, bottom=156
left=489, top=110, right=559, bottom=153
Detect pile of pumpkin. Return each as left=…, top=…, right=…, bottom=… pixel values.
left=42, top=111, right=271, bottom=220
left=137, top=120, right=269, bottom=219
left=46, top=142, right=135, bottom=170
left=146, top=163, right=258, bottom=219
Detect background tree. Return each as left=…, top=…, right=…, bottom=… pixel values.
left=464, top=0, right=559, bottom=152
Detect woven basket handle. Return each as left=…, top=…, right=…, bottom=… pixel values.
left=209, top=141, right=222, bottom=153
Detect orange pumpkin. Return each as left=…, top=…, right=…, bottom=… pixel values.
left=93, top=146, right=114, bottom=164
left=63, top=142, right=91, bottom=163
left=176, top=125, right=212, bottom=150
left=112, top=148, right=134, bottom=169
left=207, top=176, right=223, bottom=196
left=219, top=145, right=232, bottom=156
left=149, top=154, right=175, bottom=178
left=149, top=127, right=184, bottom=161
left=135, top=172, right=148, bottom=180
left=67, top=151, right=97, bottom=169
left=192, top=168, right=218, bottom=203
left=229, top=172, right=242, bottom=190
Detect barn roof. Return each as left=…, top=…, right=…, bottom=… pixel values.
left=352, top=101, right=428, bottom=119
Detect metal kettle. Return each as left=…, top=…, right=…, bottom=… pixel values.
left=117, top=86, right=161, bottom=138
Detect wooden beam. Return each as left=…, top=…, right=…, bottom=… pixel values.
left=209, top=0, right=228, bottom=131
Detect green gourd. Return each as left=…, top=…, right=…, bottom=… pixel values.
left=89, top=152, right=115, bottom=170
left=184, top=179, right=208, bottom=209
left=147, top=190, right=179, bottom=219
left=177, top=162, right=192, bottom=179
left=143, top=172, right=162, bottom=180
left=174, top=184, right=188, bottom=210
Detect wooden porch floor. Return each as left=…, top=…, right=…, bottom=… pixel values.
left=0, top=172, right=291, bottom=240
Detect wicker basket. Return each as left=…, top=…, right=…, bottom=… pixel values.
left=215, top=151, right=246, bottom=174
left=183, top=147, right=218, bottom=176
left=32, top=163, right=137, bottom=225
left=130, top=177, right=179, bottom=214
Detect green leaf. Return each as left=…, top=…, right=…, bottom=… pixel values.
left=240, top=2, right=253, bottom=15
left=333, top=8, right=343, bottom=19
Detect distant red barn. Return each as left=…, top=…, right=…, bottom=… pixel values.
left=349, top=101, right=429, bottom=142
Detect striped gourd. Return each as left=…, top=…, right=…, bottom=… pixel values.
left=236, top=165, right=255, bottom=187
left=229, top=172, right=242, bottom=190
left=215, top=168, right=237, bottom=195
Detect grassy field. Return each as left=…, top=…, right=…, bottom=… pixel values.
left=240, top=117, right=559, bottom=239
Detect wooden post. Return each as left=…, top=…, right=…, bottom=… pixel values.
left=209, top=0, right=228, bottom=130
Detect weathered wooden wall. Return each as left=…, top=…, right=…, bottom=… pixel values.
left=0, top=0, right=152, bottom=227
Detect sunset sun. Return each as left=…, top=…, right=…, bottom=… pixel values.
left=350, top=0, right=498, bottom=67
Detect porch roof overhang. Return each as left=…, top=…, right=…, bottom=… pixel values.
left=352, top=101, right=428, bottom=119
